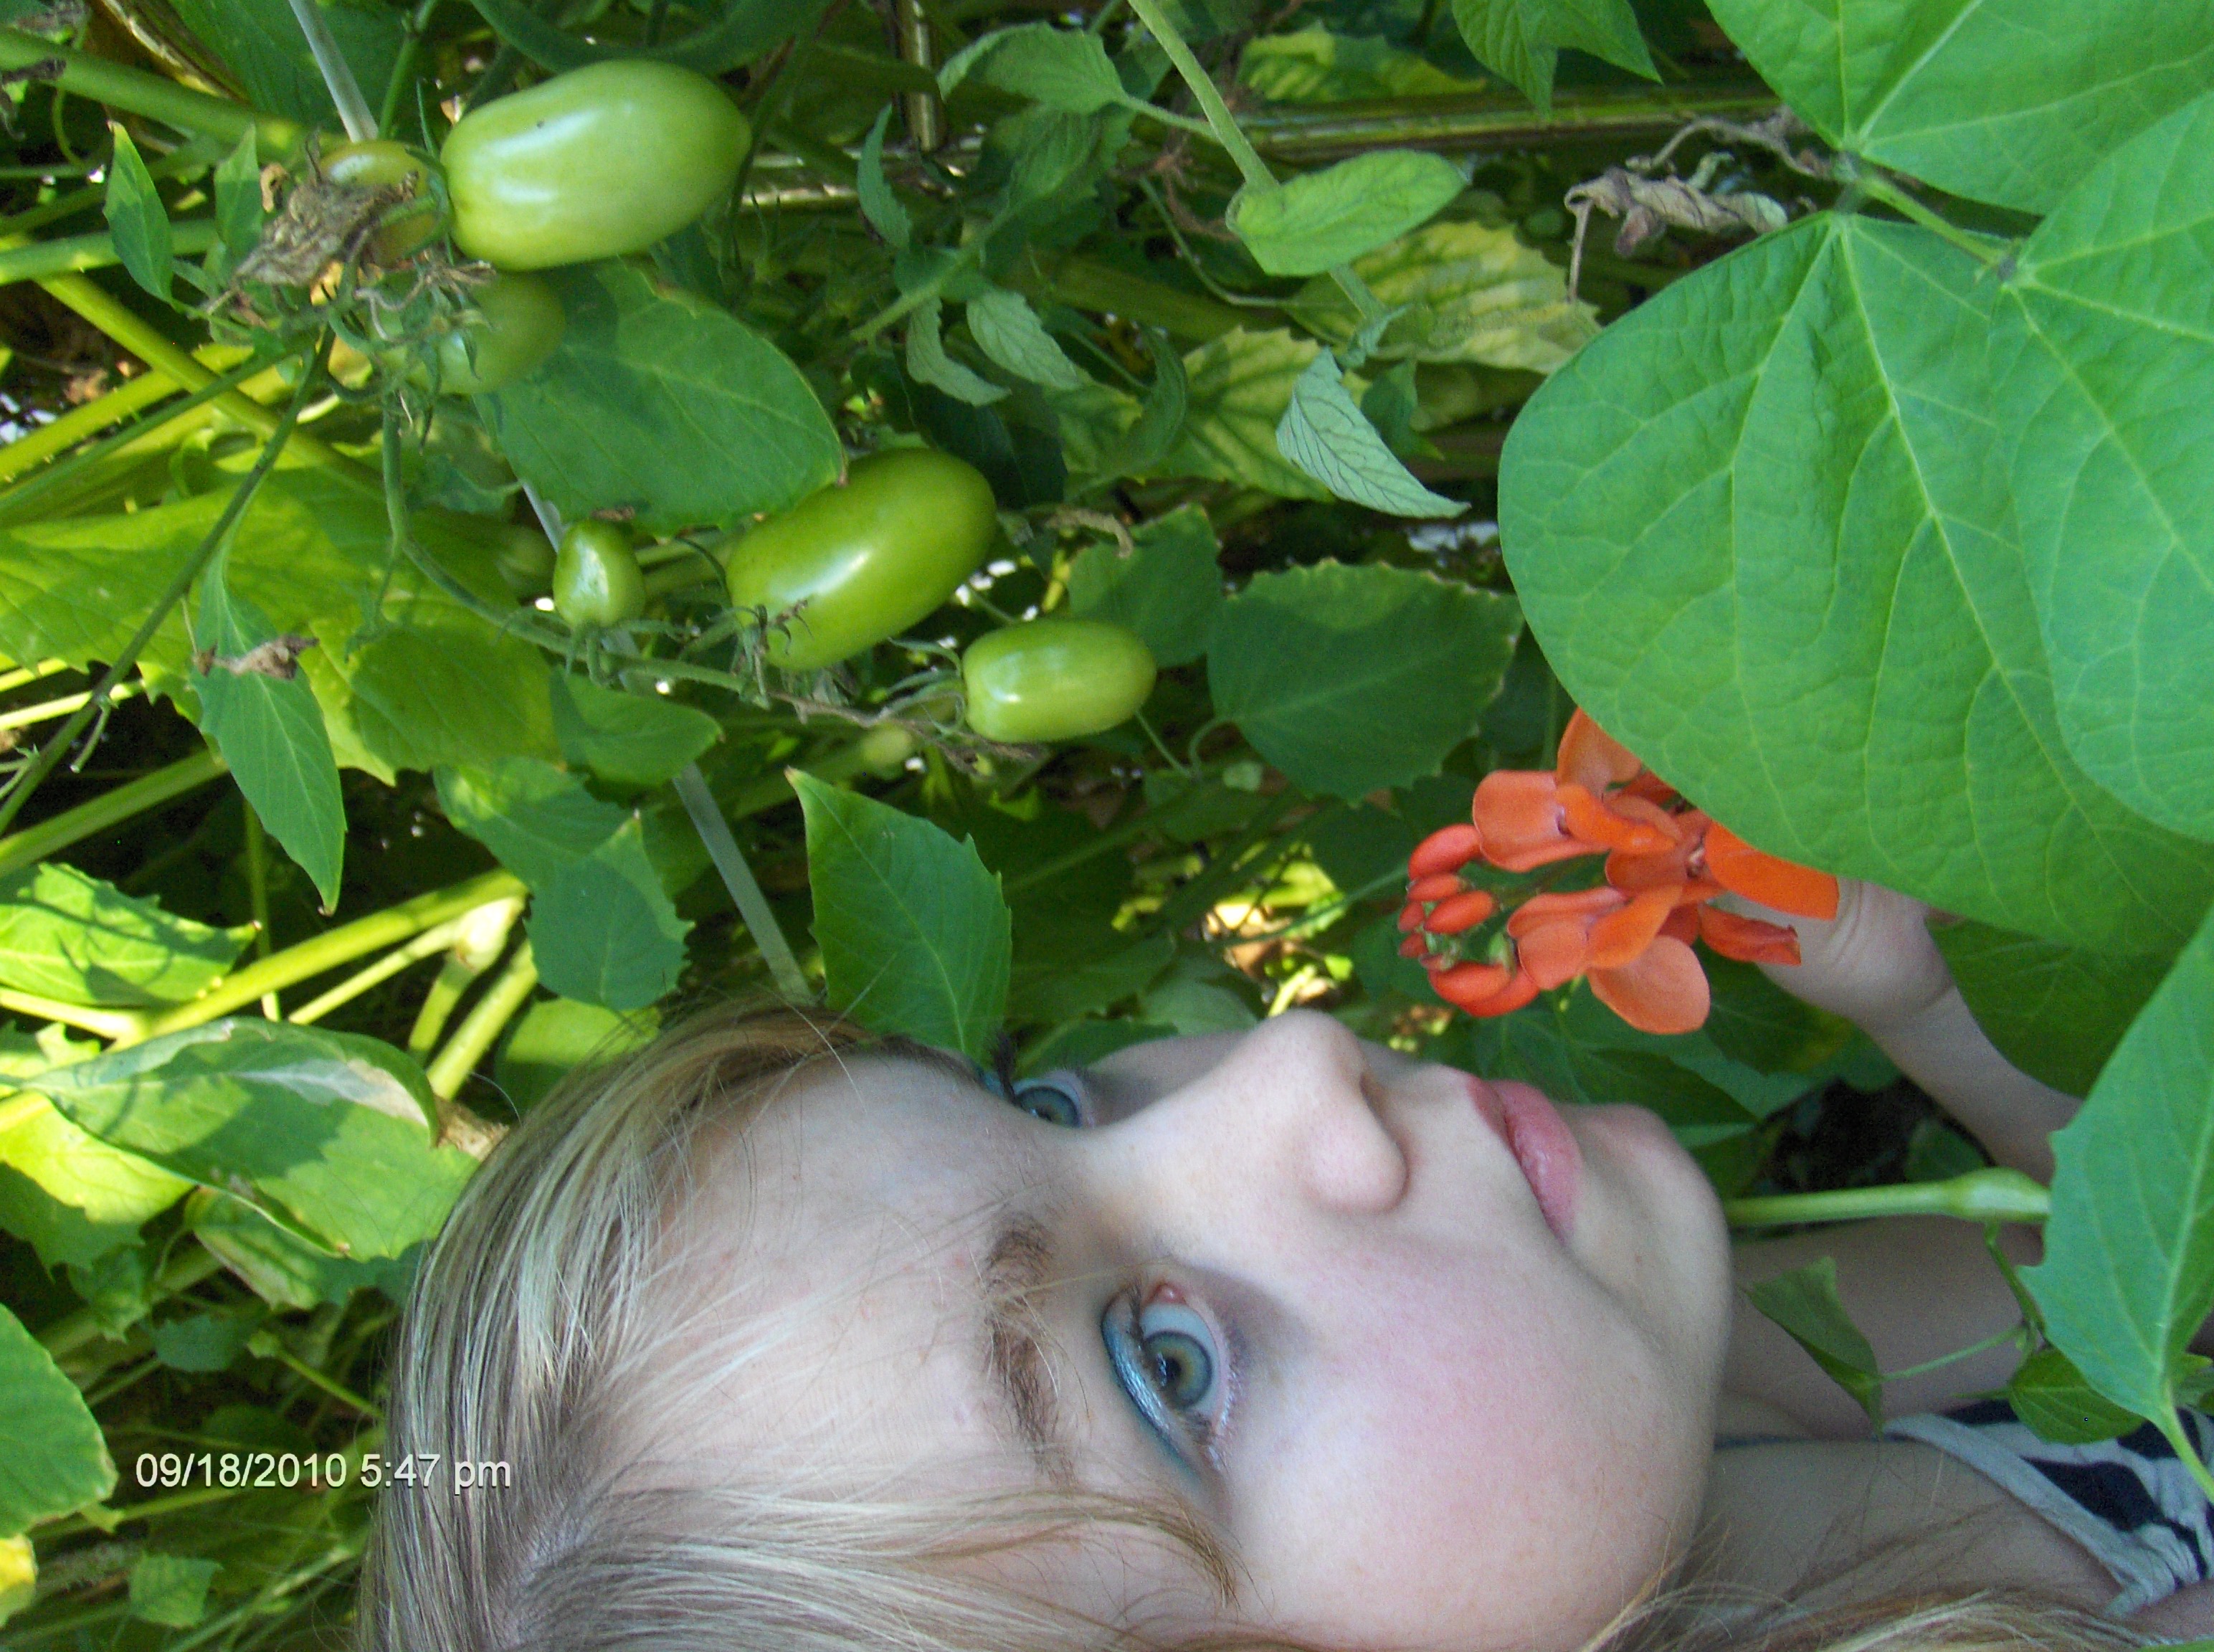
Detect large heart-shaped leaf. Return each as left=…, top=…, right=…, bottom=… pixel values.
left=1498, top=212, right=2214, bottom=954
left=0, top=1304, right=113, bottom=1537
left=1992, top=91, right=2214, bottom=845
left=1705, top=0, right=2214, bottom=212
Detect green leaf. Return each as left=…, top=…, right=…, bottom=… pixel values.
left=796, top=773, right=1011, bottom=1062
left=1067, top=503, right=1221, bottom=668
left=480, top=262, right=842, bottom=536
left=1275, top=350, right=1468, bottom=518
left=2023, top=903, right=2214, bottom=1425
left=1450, top=0, right=1655, bottom=114
left=2006, top=1347, right=2144, bottom=1446
left=168, top=0, right=400, bottom=127
left=1167, top=328, right=1327, bottom=498
left=191, top=554, right=345, bottom=909
left=343, top=610, right=559, bottom=777
left=1498, top=213, right=2214, bottom=955
left=151, top=1309, right=261, bottom=1373
left=1465, top=997, right=1760, bottom=1140
left=128, top=1554, right=219, bottom=1628
left=1240, top=27, right=1487, bottom=103
left=437, top=758, right=627, bottom=887
left=495, top=997, right=658, bottom=1112
left=1742, top=1257, right=1886, bottom=1428
left=1012, top=932, right=1174, bottom=1024
left=212, top=128, right=260, bottom=265
left=1288, top=218, right=1598, bottom=373
left=0, top=863, right=248, bottom=1007
left=1704, top=0, right=2214, bottom=213
left=102, top=124, right=172, bottom=303
left=1207, top=561, right=1519, bottom=799
left=0, top=1304, right=113, bottom=1537
left=0, top=1030, right=193, bottom=1234
left=22, top=1020, right=472, bottom=1261
left=465, top=0, right=818, bottom=74
left=957, top=22, right=1125, bottom=114
left=528, top=818, right=691, bottom=1011
left=907, top=296, right=1007, bottom=406
left=1230, top=151, right=1467, bottom=278
left=1093, top=325, right=1187, bottom=480
left=967, top=288, right=1090, bottom=392
left=189, top=1192, right=415, bottom=1310
left=0, top=1165, right=141, bottom=1272
left=1934, top=921, right=2170, bottom=1098
left=857, top=105, right=912, bottom=250
left=1992, top=90, right=2214, bottom=844
left=548, top=673, right=719, bottom=790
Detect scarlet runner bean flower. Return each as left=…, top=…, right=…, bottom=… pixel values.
left=1400, top=708, right=1839, bottom=1035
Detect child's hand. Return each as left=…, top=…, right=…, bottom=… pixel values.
left=1716, top=878, right=1954, bottom=1037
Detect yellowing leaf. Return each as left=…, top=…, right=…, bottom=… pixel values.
left=1240, top=28, right=1486, bottom=103
left=1292, top=219, right=1597, bottom=373
left=1166, top=328, right=1327, bottom=499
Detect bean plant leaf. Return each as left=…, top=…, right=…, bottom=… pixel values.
left=1742, top=1257, right=1886, bottom=1428
left=0, top=864, right=248, bottom=1008
left=795, top=774, right=1011, bottom=1062
left=1992, top=91, right=2214, bottom=845
left=0, top=1304, right=113, bottom=1537
left=1933, top=921, right=2170, bottom=1098
left=1167, top=328, right=1327, bottom=498
left=2024, top=903, right=2214, bottom=1425
left=1207, top=561, right=1519, bottom=798
left=1450, top=0, right=1655, bottom=115
left=102, top=125, right=172, bottom=303
left=343, top=611, right=559, bottom=778
left=547, top=674, right=720, bottom=790
left=2006, top=1346, right=2144, bottom=1446
left=212, top=129, right=260, bottom=265
left=528, top=818, right=691, bottom=1012
left=1240, top=27, right=1487, bottom=103
left=436, top=759, right=626, bottom=887
left=128, top=1554, right=217, bottom=1628
left=191, top=554, right=345, bottom=909
left=21, top=1020, right=472, bottom=1260
left=857, top=105, right=912, bottom=250
left=966, top=288, right=1090, bottom=392
left=1289, top=219, right=1598, bottom=373
left=949, top=22, right=1124, bottom=113
left=1498, top=213, right=2214, bottom=956
left=1228, top=151, right=1467, bottom=278
left=189, top=1192, right=416, bottom=1311
left=1275, top=351, right=1468, bottom=518
left=1705, top=0, right=2214, bottom=214
left=1068, top=503, right=1221, bottom=668
left=481, top=262, right=842, bottom=534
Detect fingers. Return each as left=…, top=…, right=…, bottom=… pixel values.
left=1716, top=878, right=1955, bottom=1033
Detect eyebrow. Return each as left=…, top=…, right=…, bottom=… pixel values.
left=978, top=1212, right=1080, bottom=1484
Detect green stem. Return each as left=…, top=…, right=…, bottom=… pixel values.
left=1983, top=1221, right=2046, bottom=1336
left=0, top=217, right=221, bottom=284
left=1879, top=1321, right=2029, bottom=1383
left=424, top=940, right=536, bottom=1102
left=1722, top=1167, right=2049, bottom=1230
left=0, top=346, right=273, bottom=497
left=405, top=898, right=520, bottom=1058
left=377, top=0, right=442, bottom=138
left=0, top=352, right=323, bottom=837
left=131, top=868, right=528, bottom=1040
left=850, top=238, right=983, bottom=343
left=41, top=1244, right=222, bottom=1362
left=0, top=746, right=225, bottom=878
left=677, top=761, right=812, bottom=1001
left=0, top=32, right=303, bottom=152
left=0, top=660, right=69, bottom=693
left=1121, top=0, right=1275, bottom=191
left=1852, top=168, right=2003, bottom=267
left=288, top=913, right=469, bottom=1024
left=284, top=0, right=377, bottom=141
left=32, top=272, right=373, bottom=486
left=252, top=1331, right=381, bottom=1418
left=0, top=984, right=141, bottom=1038
left=1237, top=82, right=1779, bottom=165
left=2162, top=1405, right=2214, bottom=1508
left=0, top=683, right=126, bottom=731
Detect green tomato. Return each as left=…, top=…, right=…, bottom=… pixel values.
left=723, top=448, right=998, bottom=671
left=323, top=138, right=442, bottom=264
left=961, top=619, right=1157, bottom=744
left=485, top=521, right=556, bottom=598
left=554, top=520, right=645, bottom=628
left=440, top=61, right=749, bottom=270
left=433, top=272, right=566, bottom=393
left=855, top=723, right=919, bottom=777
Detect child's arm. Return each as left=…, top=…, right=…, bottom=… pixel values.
left=1731, top=880, right=2081, bottom=1183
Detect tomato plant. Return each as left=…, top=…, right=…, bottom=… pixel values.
left=553, top=520, right=645, bottom=627
left=1, top=0, right=2211, bottom=1637
left=723, top=448, right=999, bottom=670
left=961, top=618, right=1157, bottom=742
left=440, top=61, right=749, bottom=269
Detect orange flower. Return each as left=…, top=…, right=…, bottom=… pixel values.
left=1554, top=708, right=1643, bottom=792
left=1695, top=905, right=1802, bottom=966
left=1587, top=936, right=1709, bottom=1033
left=1470, top=769, right=1602, bottom=871
left=1700, top=824, right=1838, bottom=920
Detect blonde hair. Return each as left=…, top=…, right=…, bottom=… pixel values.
left=357, top=1002, right=2159, bottom=1652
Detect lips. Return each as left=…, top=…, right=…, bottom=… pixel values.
left=1465, top=1074, right=1582, bottom=1241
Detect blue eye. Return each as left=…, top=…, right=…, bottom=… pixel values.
left=979, top=1062, right=1089, bottom=1128
left=1103, top=1291, right=1227, bottom=1466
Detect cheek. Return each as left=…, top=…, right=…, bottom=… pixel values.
left=1240, top=1257, right=1709, bottom=1652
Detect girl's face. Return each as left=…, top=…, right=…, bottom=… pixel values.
left=678, top=1012, right=1731, bottom=1652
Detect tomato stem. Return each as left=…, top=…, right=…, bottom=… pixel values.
left=0, top=748, right=227, bottom=880
left=676, top=761, right=813, bottom=1002
left=0, top=29, right=303, bottom=152
left=1121, top=0, right=1275, bottom=194
left=1721, top=1167, right=2049, bottom=1229
left=284, top=0, right=379, bottom=141
left=425, top=940, right=538, bottom=1105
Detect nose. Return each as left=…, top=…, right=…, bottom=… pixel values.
left=1103, top=1010, right=1410, bottom=1218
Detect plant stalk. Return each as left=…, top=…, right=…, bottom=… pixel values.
left=0, top=343, right=265, bottom=492
left=0, top=746, right=228, bottom=879
left=1239, top=82, right=1781, bottom=163
left=1851, top=167, right=2005, bottom=267
left=0, top=219, right=222, bottom=285
left=0, top=986, right=141, bottom=1038
left=284, top=0, right=378, bottom=141
left=40, top=1243, right=222, bottom=1361
left=288, top=913, right=469, bottom=1023
left=424, top=939, right=536, bottom=1102
left=0, top=351, right=326, bottom=837
left=1721, top=1167, right=2050, bottom=1230
left=0, top=31, right=303, bottom=152
left=1121, top=0, right=1274, bottom=191
left=680, top=761, right=811, bottom=1001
